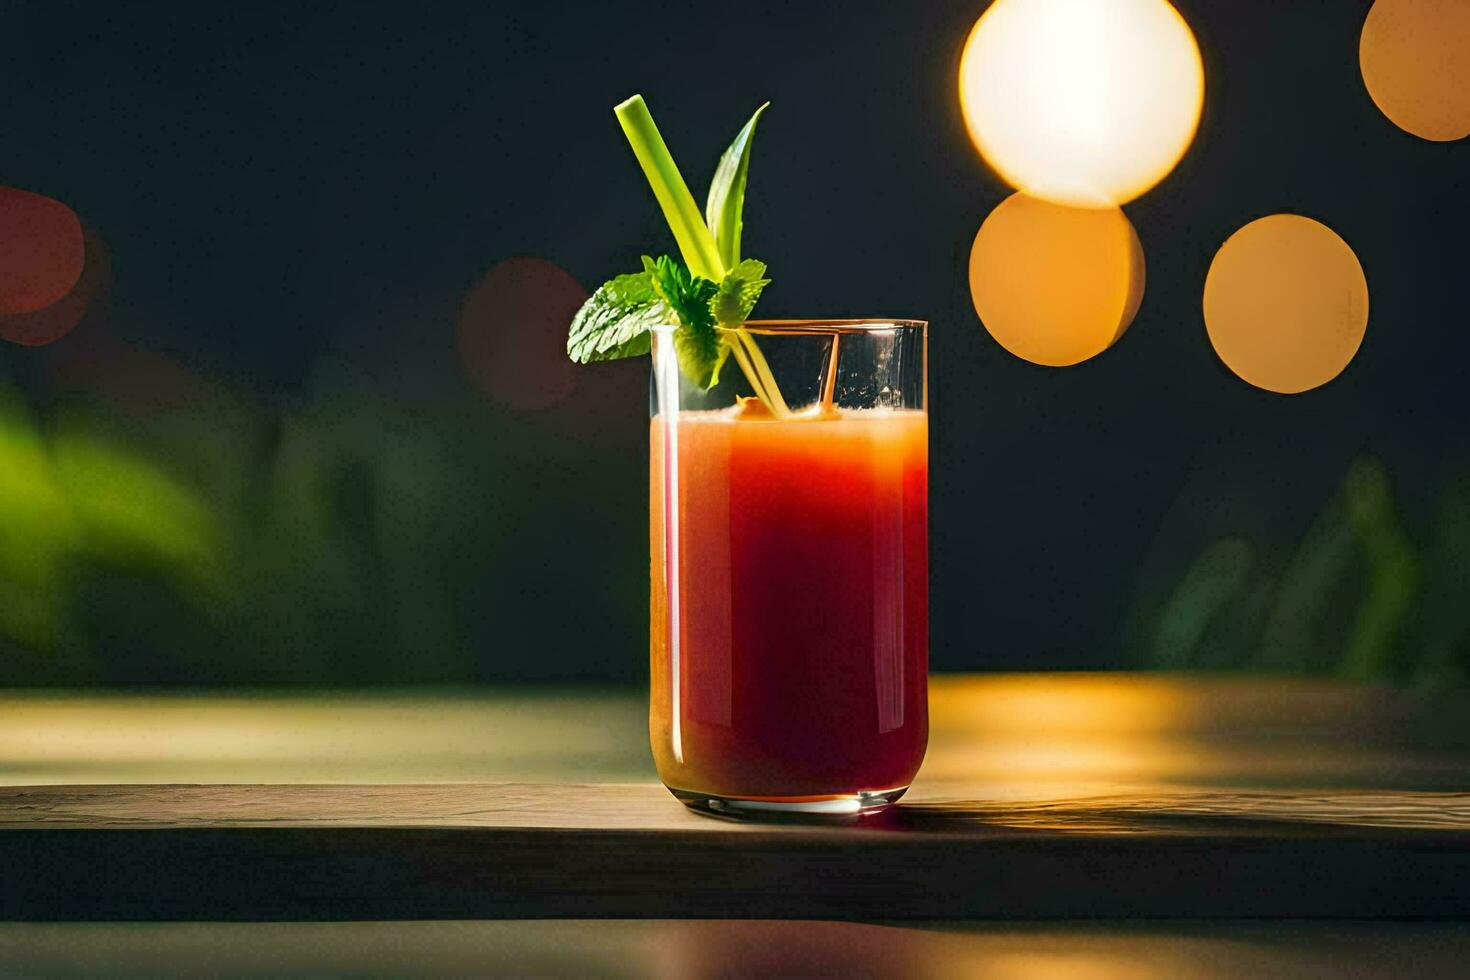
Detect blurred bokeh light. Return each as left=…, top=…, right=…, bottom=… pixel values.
left=0, top=188, right=84, bottom=317
left=969, top=192, right=1145, bottom=366
left=1360, top=0, right=1470, bottom=142
left=458, top=257, right=584, bottom=411
left=1203, top=215, right=1369, bottom=394
left=958, top=0, right=1204, bottom=207
left=0, top=226, right=112, bottom=348
left=51, top=327, right=218, bottom=419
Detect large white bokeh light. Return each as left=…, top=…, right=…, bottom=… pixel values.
left=959, top=0, right=1205, bottom=207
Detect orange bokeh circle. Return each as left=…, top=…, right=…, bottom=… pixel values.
left=1360, top=0, right=1470, bottom=142
left=1203, top=215, right=1369, bottom=394
left=969, top=193, right=1146, bottom=367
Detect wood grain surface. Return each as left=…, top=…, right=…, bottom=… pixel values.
left=3, top=782, right=1469, bottom=920
left=4, top=919, right=1470, bottom=978
left=3, top=676, right=1470, bottom=921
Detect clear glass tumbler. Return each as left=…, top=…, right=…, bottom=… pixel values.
left=649, top=319, right=928, bottom=815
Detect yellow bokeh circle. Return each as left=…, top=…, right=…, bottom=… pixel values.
left=969, top=193, right=1146, bottom=367
left=1360, top=0, right=1470, bottom=142
left=1203, top=215, right=1369, bottom=395
left=958, top=0, right=1204, bottom=207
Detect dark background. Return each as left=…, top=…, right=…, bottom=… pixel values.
left=0, top=0, right=1465, bottom=685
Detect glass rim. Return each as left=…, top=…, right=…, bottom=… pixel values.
left=650, top=318, right=927, bottom=336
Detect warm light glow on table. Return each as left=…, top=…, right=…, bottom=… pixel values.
left=958, top=0, right=1204, bottom=207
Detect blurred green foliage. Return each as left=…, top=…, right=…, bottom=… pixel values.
left=0, top=362, right=648, bottom=685
left=2, top=363, right=1465, bottom=686
left=0, top=388, right=82, bottom=654
left=1136, top=455, right=1469, bottom=684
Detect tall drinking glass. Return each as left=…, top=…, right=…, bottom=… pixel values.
left=650, top=320, right=928, bottom=815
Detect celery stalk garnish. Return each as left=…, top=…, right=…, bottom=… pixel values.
left=727, top=326, right=791, bottom=416
left=567, top=95, right=790, bottom=417
left=615, top=96, right=725, bottom=283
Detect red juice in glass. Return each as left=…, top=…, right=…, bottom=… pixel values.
left=649, top=320, right=928, bottom=815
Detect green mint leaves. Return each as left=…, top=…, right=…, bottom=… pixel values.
left=566, top=271, right=667, bottom=363
left=712, top=259, right=770, bottom=327
left=566, top=97, right=790, bottom=413
left=569, top=256, right=771, bottom=388
left=644, top=255, right=723, bottom=389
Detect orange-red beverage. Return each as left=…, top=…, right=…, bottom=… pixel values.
left=650, top=405, right=928, bottom=811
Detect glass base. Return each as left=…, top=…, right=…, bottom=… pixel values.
left=669, top=785, right=908, bottom=818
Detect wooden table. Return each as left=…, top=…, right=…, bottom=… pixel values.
left=3, top=674, right=1469, bottom=924
left=3, top=919, right=1469, bottom=977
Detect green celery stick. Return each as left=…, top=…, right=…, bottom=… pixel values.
left=615, top=96, right=725, bottom=283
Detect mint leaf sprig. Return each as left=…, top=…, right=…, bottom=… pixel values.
left=566, top=96, right=790, bottom=417
left=566, top=270, right=665, bottom=363
left=644, top=254, right=724, bottom=388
